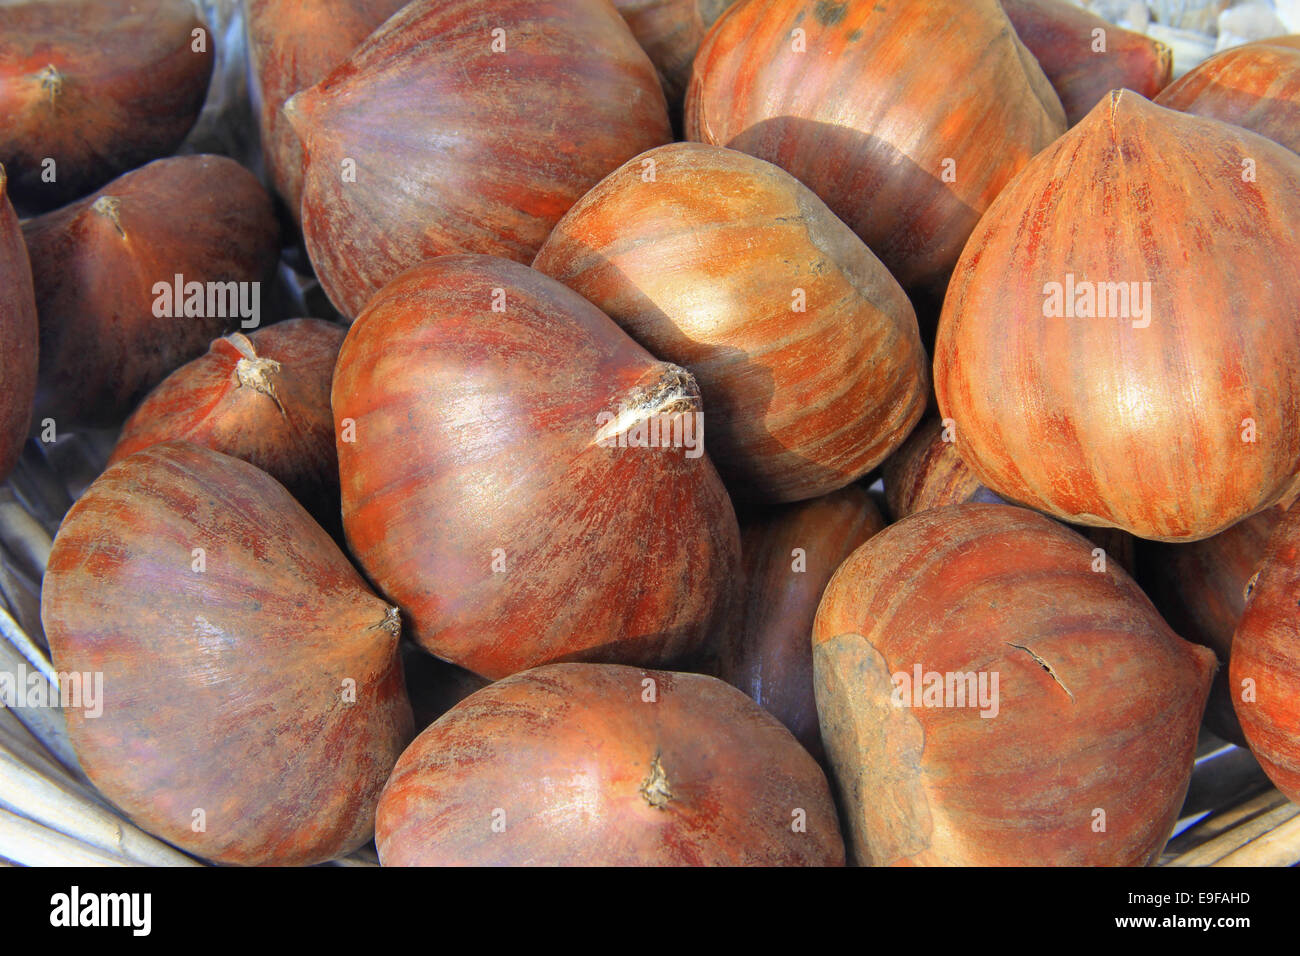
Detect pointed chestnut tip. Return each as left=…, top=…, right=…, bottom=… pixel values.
left=1153, top=40, right=1174, bottom=85
left=282, top=89, right=315, bottom=143
left=0, top=161, right=7, bottom=194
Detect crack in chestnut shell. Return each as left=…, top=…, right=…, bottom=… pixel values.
left=612, top=0, right=733, bottom=106
left=535, top=142, right=929, bottom=504
left=1156, top=37, right=1300, bottom=155
left=287, top=0, right=673, bottom=319
left=245, top=0, right=408, bottom=226
left=375, top=663, right=845, bottom=865
left=22, top=155, right=281, bottom=427
left=715, top=485, right=885, bottom=762
left=1002, top=0, right=1173, bottom=126
left=0, top=0, right=214, bottom=213
left=1139, top=504, right=1289, bottom=747
left=934, top=92, right=1300, bottom=543
left=1230, top=503, right=1300, bottom=803
left=0, top=166, right=37, bottom=479
left=812, top=503, right=1216, bottom=866
left=332, top=254, right=741, bottom=681
left=685, top=0, right=1066, bottom=297
left=108, top=318, right=348, bottom=535
left=40, top=442, right=415, bottom=866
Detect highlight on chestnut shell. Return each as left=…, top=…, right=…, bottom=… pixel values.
left=934, top=91, right=1300, bottom=542
left=535, top=142, right=930, bottom=504
left=331, top=254, right=740, bottom=681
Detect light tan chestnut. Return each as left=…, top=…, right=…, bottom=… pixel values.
left=934, top=92, right=1300, bottom=542
left=535, top=143, right=928, bottom=504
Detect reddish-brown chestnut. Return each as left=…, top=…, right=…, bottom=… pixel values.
left=376, top=663, right=845, bottom=865
left=333, top=254, right=740, bottom=680
left=1230, top=504, right=1300, bottom=804
left=286, top=0, right=673, bottom=318
left=882, top=417, right=1136, bottom=573
left=686, top=0, right=1065, bottom=296
left=0, top=0, right=213, bottom=212
left=244, top=0, right=408, bottom=224
left=934, top=92, right=1300, bottom=542
left=0, top=165, right=37, bottom=480
left=1001, top=0, right=1172, bottom=126
left=22, top=155, right=281, bottom=426
left=716, top=485, right=884, bottom=761
left=1140, top=505, right=1288, bottom=747
left=813, top=503, right=1215, bottom=865
left=1156, top=37, right=1300, bottom=155
left=41, top=442, right=415, bottom=866
left=613, top=0, right=733, bottom=106
left=535, top=142, right=929, bottom=504
left=109, top=319, right=347, bottom=531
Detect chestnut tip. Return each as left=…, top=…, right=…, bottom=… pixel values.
left=91, top=195, right=125, bottom=237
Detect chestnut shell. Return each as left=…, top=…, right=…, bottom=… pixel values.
left=287, top=0, right=673, bottom=318
left=813, top=503, right=1215, bottom=865
left=22, top=155, right=281, bottom=426
left=109, top=319, right=347, bottom=532
left=376, top=663, right=845, bottom=865
left=0, top=0, right=214, bottom=212
left=332, top=254, right=741, bottom=680
left=41, top=442, right=415, bottom=866
left=0, top=166, right=37, bottom=479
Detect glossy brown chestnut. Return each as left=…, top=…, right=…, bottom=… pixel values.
left=376, top=663, right=845, bottom=865
left=1002, top=0, right=1172, bottom=126
left=0, top=0, right=213, bottom=212
left=686, top=0, right=1065, bottom=296
left=1230, top=504, right=1300, bottom=804
left=535, top=142, right=929, bottom=504
left=287, top=0, right=673, bottom=318
left=934, top=92, right=1300, bottom=542
left=332, top=254, right=740, bottom=680
left=813, top=503, right=1216, bottom=865
left=0, top=166, right=37, bottom=480
left=613, top=0, right=733, bottom=105
left=1140, top=505, right=1288, bottom=747
left=716, top=485, right=884, bottom=761
left=244, top=0, right=407, bottom=224
left=109, top=319, right=347, bottom=531
left=1156, top=36, right=1300, bottom=154
left=22, top=155, right=281, bottom=426
left=41, top=442, right=415, bottom=866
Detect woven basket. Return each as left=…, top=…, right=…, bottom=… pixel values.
left=0, top=433, right=1295, bottom=867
